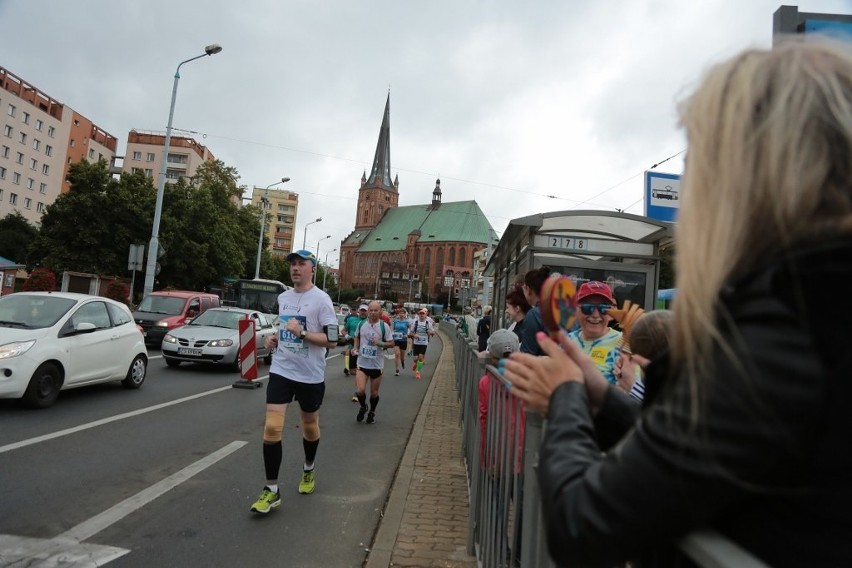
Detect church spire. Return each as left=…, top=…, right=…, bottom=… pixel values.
left=366, top=94, right=394, bottom=191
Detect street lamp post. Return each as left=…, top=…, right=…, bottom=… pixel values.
left=143, top=44, right=223, bottom=298
left=254, top=177, right=290, bottom=279
left=314, top=235, right=331, bottom=283
left=301, top=217, right=322, bottom=250
left=322, top=248, right=337, bottom=291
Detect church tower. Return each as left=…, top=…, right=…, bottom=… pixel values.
left=355, top=94, right=399, bottom=230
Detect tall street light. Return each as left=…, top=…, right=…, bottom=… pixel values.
left=143, top=44, right=223, bottom=297
left=314, top=235, right=332, bottom=283
left=254, top=177, right=290, bottom=279
left=301, top=217, right=322, bottom=250
left=322, top=248, right=337, bottom=291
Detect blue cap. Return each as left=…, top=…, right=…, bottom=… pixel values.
left=286, top=249, right=317, bottom=266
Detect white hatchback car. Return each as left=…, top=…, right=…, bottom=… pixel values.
left=0, top=292, right=148, bottom=408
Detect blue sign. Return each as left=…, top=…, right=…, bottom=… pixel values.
left=644, top=171, right=681, bottom=222
left=804, top=19, right=852, bottom=40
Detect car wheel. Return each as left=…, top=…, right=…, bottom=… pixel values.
left=122, top=355, right=147, bottom=389
left=233, top=353, right=241, bottom=372
left=164, top=357, right=181, bottom=368
left=22, top=362, right=62, bottom=409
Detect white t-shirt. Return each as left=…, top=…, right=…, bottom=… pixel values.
left=409, top=318, right=433, bottom=345
left=271, top=285, right=337, bottom=384
left=356, top=319, right=394, bottom=370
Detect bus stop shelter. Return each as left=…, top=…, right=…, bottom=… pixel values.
left=485, top=210, right=673, bottom=327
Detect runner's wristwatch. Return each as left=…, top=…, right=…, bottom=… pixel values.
left=299, top=329, right=307, bottom=339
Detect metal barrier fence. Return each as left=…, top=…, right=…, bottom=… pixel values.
left=441, top=322, right=771, bottom=568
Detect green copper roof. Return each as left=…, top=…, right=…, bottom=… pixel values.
left=350, top=200, right=494, bottom=253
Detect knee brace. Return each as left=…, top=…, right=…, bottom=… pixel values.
left=263, top=410, right=285, bottom=443
left=302, top=417, right=320, bottom=442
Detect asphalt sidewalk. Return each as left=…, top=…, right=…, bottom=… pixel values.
left=366, top=329, right=477, bottom=568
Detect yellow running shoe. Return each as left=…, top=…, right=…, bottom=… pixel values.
left=299, top=469, right=316, bottom=494
left=249, top=487, right=281, bottom=514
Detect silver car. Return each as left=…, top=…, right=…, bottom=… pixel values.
left=161, top=307, right=276, bottom=370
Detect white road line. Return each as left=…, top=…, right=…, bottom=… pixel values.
left=0, top=384, right=264, bottom=455
left=58, top=441, right=247, bottom=543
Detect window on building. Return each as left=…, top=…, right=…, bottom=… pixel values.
left=39, top=182, right=46, bottom=194
left=26, top=178, right=34, bottom=189
left=144, top=169, right=153, bottom=177
left=459, top=249, right=466, bottom=266
left=17, top=131, right=26, bottom=144
left=88, top=149, right=94, bottom=159
left=22, top=111, right=29, bottom=125
left=131, top=167, right=140, bottom=174
left=146, top=152, right=155, bottom=161
left=70, top=139, right=75, bottom=148
left=47, top=126, right=55, bottom=137
left=32, top=139, right=40, bottom=151
left=3, top=125, right=11, bottom=138
left=30, top=158, right=37, bottom=170
left=0, top=166, right=5, bottom=179
left=167, top=153, right=188, bottom=164
left=0, top=189, right=3, bottom=200
left=42, top=164, right=49, bottom=175
left=449, top=248, right=455, bottom=266
left=23, top=197, right=31, bottom=209
left=9, top=192, right=17, bottom=205
left=7, top=104, right=15, bottom=117
left=35, top=119, right=43, bottom=131
left=1, top=145, right=8, bottom=158
left=12, top=172, right=20, bottom=184
left=37, top=201, right=44, bottom=213
left=132, top=151, right=141, bottom=160
left=15, top=152, right=23, bottom=164
left=44, top=144, right=52, bottom=157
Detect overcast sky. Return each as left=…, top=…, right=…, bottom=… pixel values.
left=2, top=1, right=851, bottom=266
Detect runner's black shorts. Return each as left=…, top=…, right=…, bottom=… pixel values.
left=348, top=352, right=359, bottom=370
left=267, top=372, right=325, bottom=412
left=394, top=340, right=408, bottom=351
left=358, top=367, right=383, bottom=379
left=413, top=344, right=428, bottom=357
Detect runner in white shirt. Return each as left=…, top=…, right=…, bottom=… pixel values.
left=408, top=308, right=435, bottom=379
left=249, top=250, right=337, bottom=515
left=353, top=301, right=395, bottom=424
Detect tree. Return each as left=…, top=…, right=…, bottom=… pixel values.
left=30, top=161, right=155, bottom=277
left=156, top=160, right=257, bottom=290
left=0, top=212, right=38, bottom=265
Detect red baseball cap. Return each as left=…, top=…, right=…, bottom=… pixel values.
left=575, top=280, right=615, bottom=303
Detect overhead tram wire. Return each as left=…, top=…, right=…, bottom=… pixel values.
left=171, top=126, right=684, bottom=217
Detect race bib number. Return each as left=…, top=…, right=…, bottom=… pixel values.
left=279, top=315, right=308, bottom=356
left=359, top=344, right=378, bottom=358
left=413, top=332, right=429, bottom=346
left=589, top=346, right=610, bottom=367
left=393, top=331, right=405, bottom=341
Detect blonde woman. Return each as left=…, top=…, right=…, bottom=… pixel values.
left=501, top=39, right=852, bottom=567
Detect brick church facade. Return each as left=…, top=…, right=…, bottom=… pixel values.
left=338, top=96, right=494, bottom=306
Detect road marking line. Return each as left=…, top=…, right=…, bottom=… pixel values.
left=0, top=385, right=263, bottom=455
left=0, top=534, right=129, bottom=567
left=59, top=441, right=247, bottom=543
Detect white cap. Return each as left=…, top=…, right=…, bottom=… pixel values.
left=359, top=304, right=369, bottom=311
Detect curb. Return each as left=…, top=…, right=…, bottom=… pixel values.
left=365, top=333, right=448, bottom=568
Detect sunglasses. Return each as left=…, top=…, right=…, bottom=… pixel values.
left=579, top=303, right=612, bottom=316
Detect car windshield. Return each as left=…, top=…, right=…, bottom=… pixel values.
left=187, top=310, right=245, bottom=330
left=136, top=295, right=186, bottom=315
left=0, top=294, right=77, bottom=329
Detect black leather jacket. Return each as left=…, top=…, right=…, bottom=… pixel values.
left=538, top=239, right=852, bottom=567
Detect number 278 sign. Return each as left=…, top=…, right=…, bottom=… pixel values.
left=547, top=236, right=589, bottom=251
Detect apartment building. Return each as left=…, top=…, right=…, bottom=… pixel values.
left=0, top=65, right=118, bottom=225
left=122, top=130, right=214, bottom=184
left=250, top=186, right=299, bottom=258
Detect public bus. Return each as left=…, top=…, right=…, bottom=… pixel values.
left=403, top=302, right=444, bottom=317
left=232, top=278, right=291, bottom=316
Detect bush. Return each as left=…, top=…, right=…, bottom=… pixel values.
left=22, top=268, right=57, bottom=291
left=103, top=279, right=130, bottom=304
